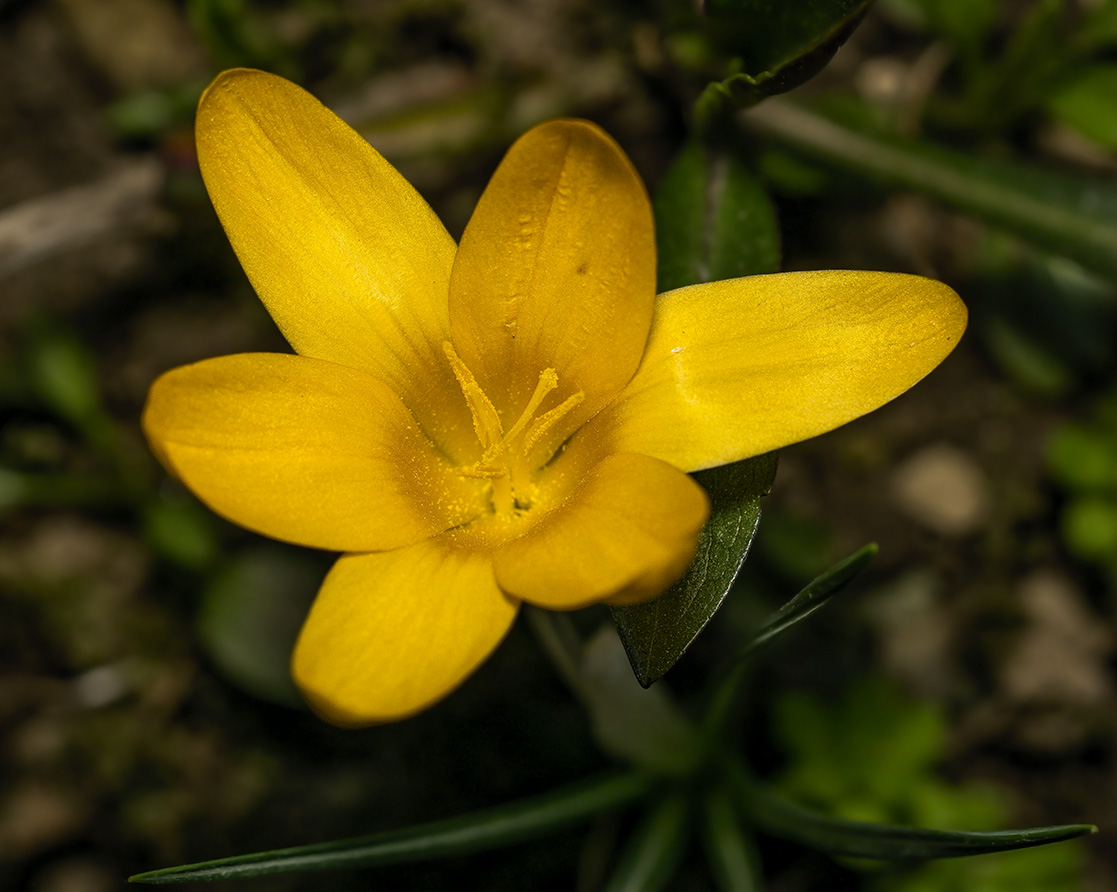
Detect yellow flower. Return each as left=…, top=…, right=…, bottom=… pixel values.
left=143, top=69, right=966, bottom=726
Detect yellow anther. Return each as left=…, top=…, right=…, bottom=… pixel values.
left=444, top=343, right=579, bottom=516
left=502, top=368, right=558, bottom=446
left=523, top=390, right=584, bottom=457
left=443, top=342, right=503, bottom=449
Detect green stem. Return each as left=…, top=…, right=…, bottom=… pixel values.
left=524, top=605, right=590, bottom=701
left=743, top=100, right=1117, bottom=280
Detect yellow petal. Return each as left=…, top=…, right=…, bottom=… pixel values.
left=581, top=271, right=967, bottom=471
left=195, top=69, right=474, bottom=460
left=143, top=353, right=486, bottom=551
left=448, top=119, right=656, bottom=454
left=292, top=540, right=518, bottom=726
left=493, top=454, right=709, bottom=610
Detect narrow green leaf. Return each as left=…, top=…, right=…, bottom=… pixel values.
left=702, top=545, right=875, bottom=737
left=601, top=793, right=691, bottom=892
left=611, top=142, right=781, bottom=687
left=699, top=0, right=873, bottom=107
left=612, top=454, right=778, bottom=687
left=726, top=761, right=1096, bottom=861
left=745, top=543, right=877, bottom=653
left=744, top=99, right=1117, bottom=281
left=702, top=787, right=765, bottom=892
left=129, top=772, right=649, bottom=884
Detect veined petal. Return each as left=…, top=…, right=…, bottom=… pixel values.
left=448, top=119, right=656, bottom=451
left=493, top=454, right=709, bottom=610
left=292, top=541, right=518, bottom=726
left=196, top=69, right=474, bottom=459
left=581, top=271, right=967, bottom=471
left=143, top=353, right=486, bottom=552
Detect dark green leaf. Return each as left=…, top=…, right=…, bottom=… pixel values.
left=725, top=760, right=1096, bottom=861
left=129, top=771, right=649, bottom=883
left=745, top=543, right=877, bottom=653
left=612, top=454, right=778, bottom=687
left=654, top=141, right=780, bottom=292
left=611, top=141, right=781, bottom=687
left=699, top=0, right=873, bottom=108
left=601, top=793, right=690, bottom=892
left=744, top=99, right=1117, bottom=281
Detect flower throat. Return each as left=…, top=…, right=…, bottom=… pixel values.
left=443, top=342, right=583, bottom=517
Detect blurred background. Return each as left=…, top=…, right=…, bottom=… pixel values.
left=2, top=0, right=1117, bottom=889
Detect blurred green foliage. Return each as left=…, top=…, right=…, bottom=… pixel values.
left=773, top=678, right=1085, bottom=891
left=1048, top=391, right=1117, bottom=580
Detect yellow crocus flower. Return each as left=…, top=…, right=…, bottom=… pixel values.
left=143, top=69, right=966, bottom=726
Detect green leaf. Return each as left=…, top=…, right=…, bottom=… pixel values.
left=601, top=793, right=690, bottom=892
left=129, top=771, right=650, bottom=884
left=612, top=454, right=778, bottom=687
left=1047, top=65, right=1117, bottom=151
left=903, top=0, right=998, bottom=51
left=982, top=317, right=1073, bottom=398
left=1080, top=0, right=1117, bottom=49
left=725, top=761, right=1096, bottom=861
left=701, top=545, right=875, bottom=738
left=27, top=328, right=102, bottom=427
left=143, top=497, right=218, bottom=570
left=654, top=140, right=780, bottom=292
left=580, top=626, right=702, bottom=774
left=702, top=787, right=764, bottom=892
left=744, top=99, right=1117, bottom=281
left=1061, top=497, right=1117, bottom=560
left=699, top=0, right=874, bottom=107
left=745, top=542, right=877, bottom=653
left=610, top=141, right=781, bottom=687
left=1047, top=423, right=1117, bottom=493
left=197, top=546, right=324, bottom=708
left=771, top=678, right=948, bottom=820
left=882, top=843, right=1086, bottom=892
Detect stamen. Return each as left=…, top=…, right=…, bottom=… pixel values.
left=502, top=368, right=558, bottom=446
left=522, top=390, right=584, bottom=457
left=443, top=342, right=581, bottom=518
left=455, top=461, right=507, bottom=480
left=443, top=342, right=503, bottom=449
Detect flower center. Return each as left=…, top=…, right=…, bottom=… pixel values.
left=443, top=342, right=583, bottom=517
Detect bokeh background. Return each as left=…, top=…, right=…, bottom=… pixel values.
left=2, top=0, right=1117, bottom=889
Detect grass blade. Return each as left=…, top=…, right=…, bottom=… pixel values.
left=130, top=771, right=650, bottom=884
left=726, top=760, right=1096, bottom=860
